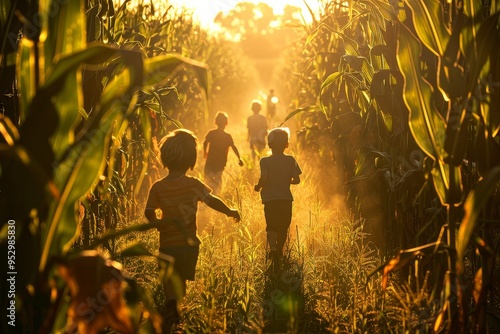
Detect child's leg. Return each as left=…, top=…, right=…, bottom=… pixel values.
left=276, top=228, right=289, bottom=254
left=204, top=170, right=216, bottom=190
left=267, top=231, right=278, bottom=251
left=264, top=200, right=292, bottom=254
left=162, top=273, right=186, bottom=302
left=162, top=275, right=186, bottom=332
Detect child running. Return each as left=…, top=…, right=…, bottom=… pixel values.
left=144, top=129, right=241, bottom=332
left=254, top=127, right=302, bottom=258
left=247, top=100, right=268, bottom=161
left=203, top=111, right=243, bottom=193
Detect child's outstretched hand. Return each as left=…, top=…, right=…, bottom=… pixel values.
left=238, top=158, right=244, bottom=166
left=227, top=209, right=241, bottom=222
left=254, top=184, right=261, bottom=192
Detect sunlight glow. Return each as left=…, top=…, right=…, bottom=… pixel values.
left=165, top=0, right=322, bottom=30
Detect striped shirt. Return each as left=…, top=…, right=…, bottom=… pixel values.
left=145, top=175, right=211, bottom=247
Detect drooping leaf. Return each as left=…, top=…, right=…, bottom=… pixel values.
left=279, top=105, right=316, bottom=127
left=430, top=161, right=463, bottom=206
left=44, top=44, right=119, bottom=91
left=397, top=24, right=446, bottom=160
left=143, top=54, right=210, bottom=93
left=319, top=71, right=343, bottom=115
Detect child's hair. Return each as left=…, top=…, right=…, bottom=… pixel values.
left=158, top=129, right=197, bottom=171
left=215, top=111, right=229, bottom=126
left=251, top=100, right=262, bottom=112
left=268, top=127, right=290, bottom=150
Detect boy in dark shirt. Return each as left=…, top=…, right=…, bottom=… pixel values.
left=254, top=127, right=302, bottom=257
left=203, top=111, right=243, bottom=193
left=145, top=129, right=241, bottom=331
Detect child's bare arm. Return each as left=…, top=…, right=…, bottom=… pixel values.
left=231, top=144, right=244, bottom=166
left=145, top=188, right=160, bottom=224
left=254, top=160, right=266, bottom=191
left=203, top=194, right=241, bottom=221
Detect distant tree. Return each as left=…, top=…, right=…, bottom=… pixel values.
left=214, top=2, right=302, bottom=57
left=214, top=2, right=304, bottom=87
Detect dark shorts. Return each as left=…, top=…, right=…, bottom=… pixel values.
left=264, top=200, right=293, bottom=233
left=159, top=246, right=200, bottom=281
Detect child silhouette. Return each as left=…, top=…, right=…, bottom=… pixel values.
left=203, top=112, right=243, bottom=193
left=145, top=129, right=241, bottom=332
left=254, top=127, right=301, bottom=257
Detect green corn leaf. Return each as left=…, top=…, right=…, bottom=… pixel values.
left=17, top=38, right=35, bottom=121
left=378, top=107, right=393, bottom=133
left=279, top=106, right=316, bottom=127
left=405, top=0, right=450, bottom=57
left=319, top=71, right=343, bottom=115
left=40, top=128, right=110, bottom=271
left=143, top=54, right=210, bottom=94
left=362, top=0, right=398, bottom=22
left=43, top=0, right=86, bottom=75
left=304, top=23, right=322, bottom=46
left=431, top=161, right=463, bottom=206
left=457, top=166, right=500, bottom=271
left=44, top=45, right=118, bottom=91
left=397, top=24, right=446, bottom=160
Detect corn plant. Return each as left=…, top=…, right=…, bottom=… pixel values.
left=394, top=0, right=500, bottom=331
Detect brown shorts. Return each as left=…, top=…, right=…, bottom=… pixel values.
left=264, top=200, right=292, bottom=233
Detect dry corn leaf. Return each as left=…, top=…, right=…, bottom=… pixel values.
left=57, top=250, right=135, bottom=334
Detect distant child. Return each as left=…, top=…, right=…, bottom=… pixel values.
left=144, top=129, right=241, bottom=331
left=254, top=127, right=302, bottom=256
left=247, top=100, right=268, bottom=161
left=203, top=111, right=243, bottom=193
